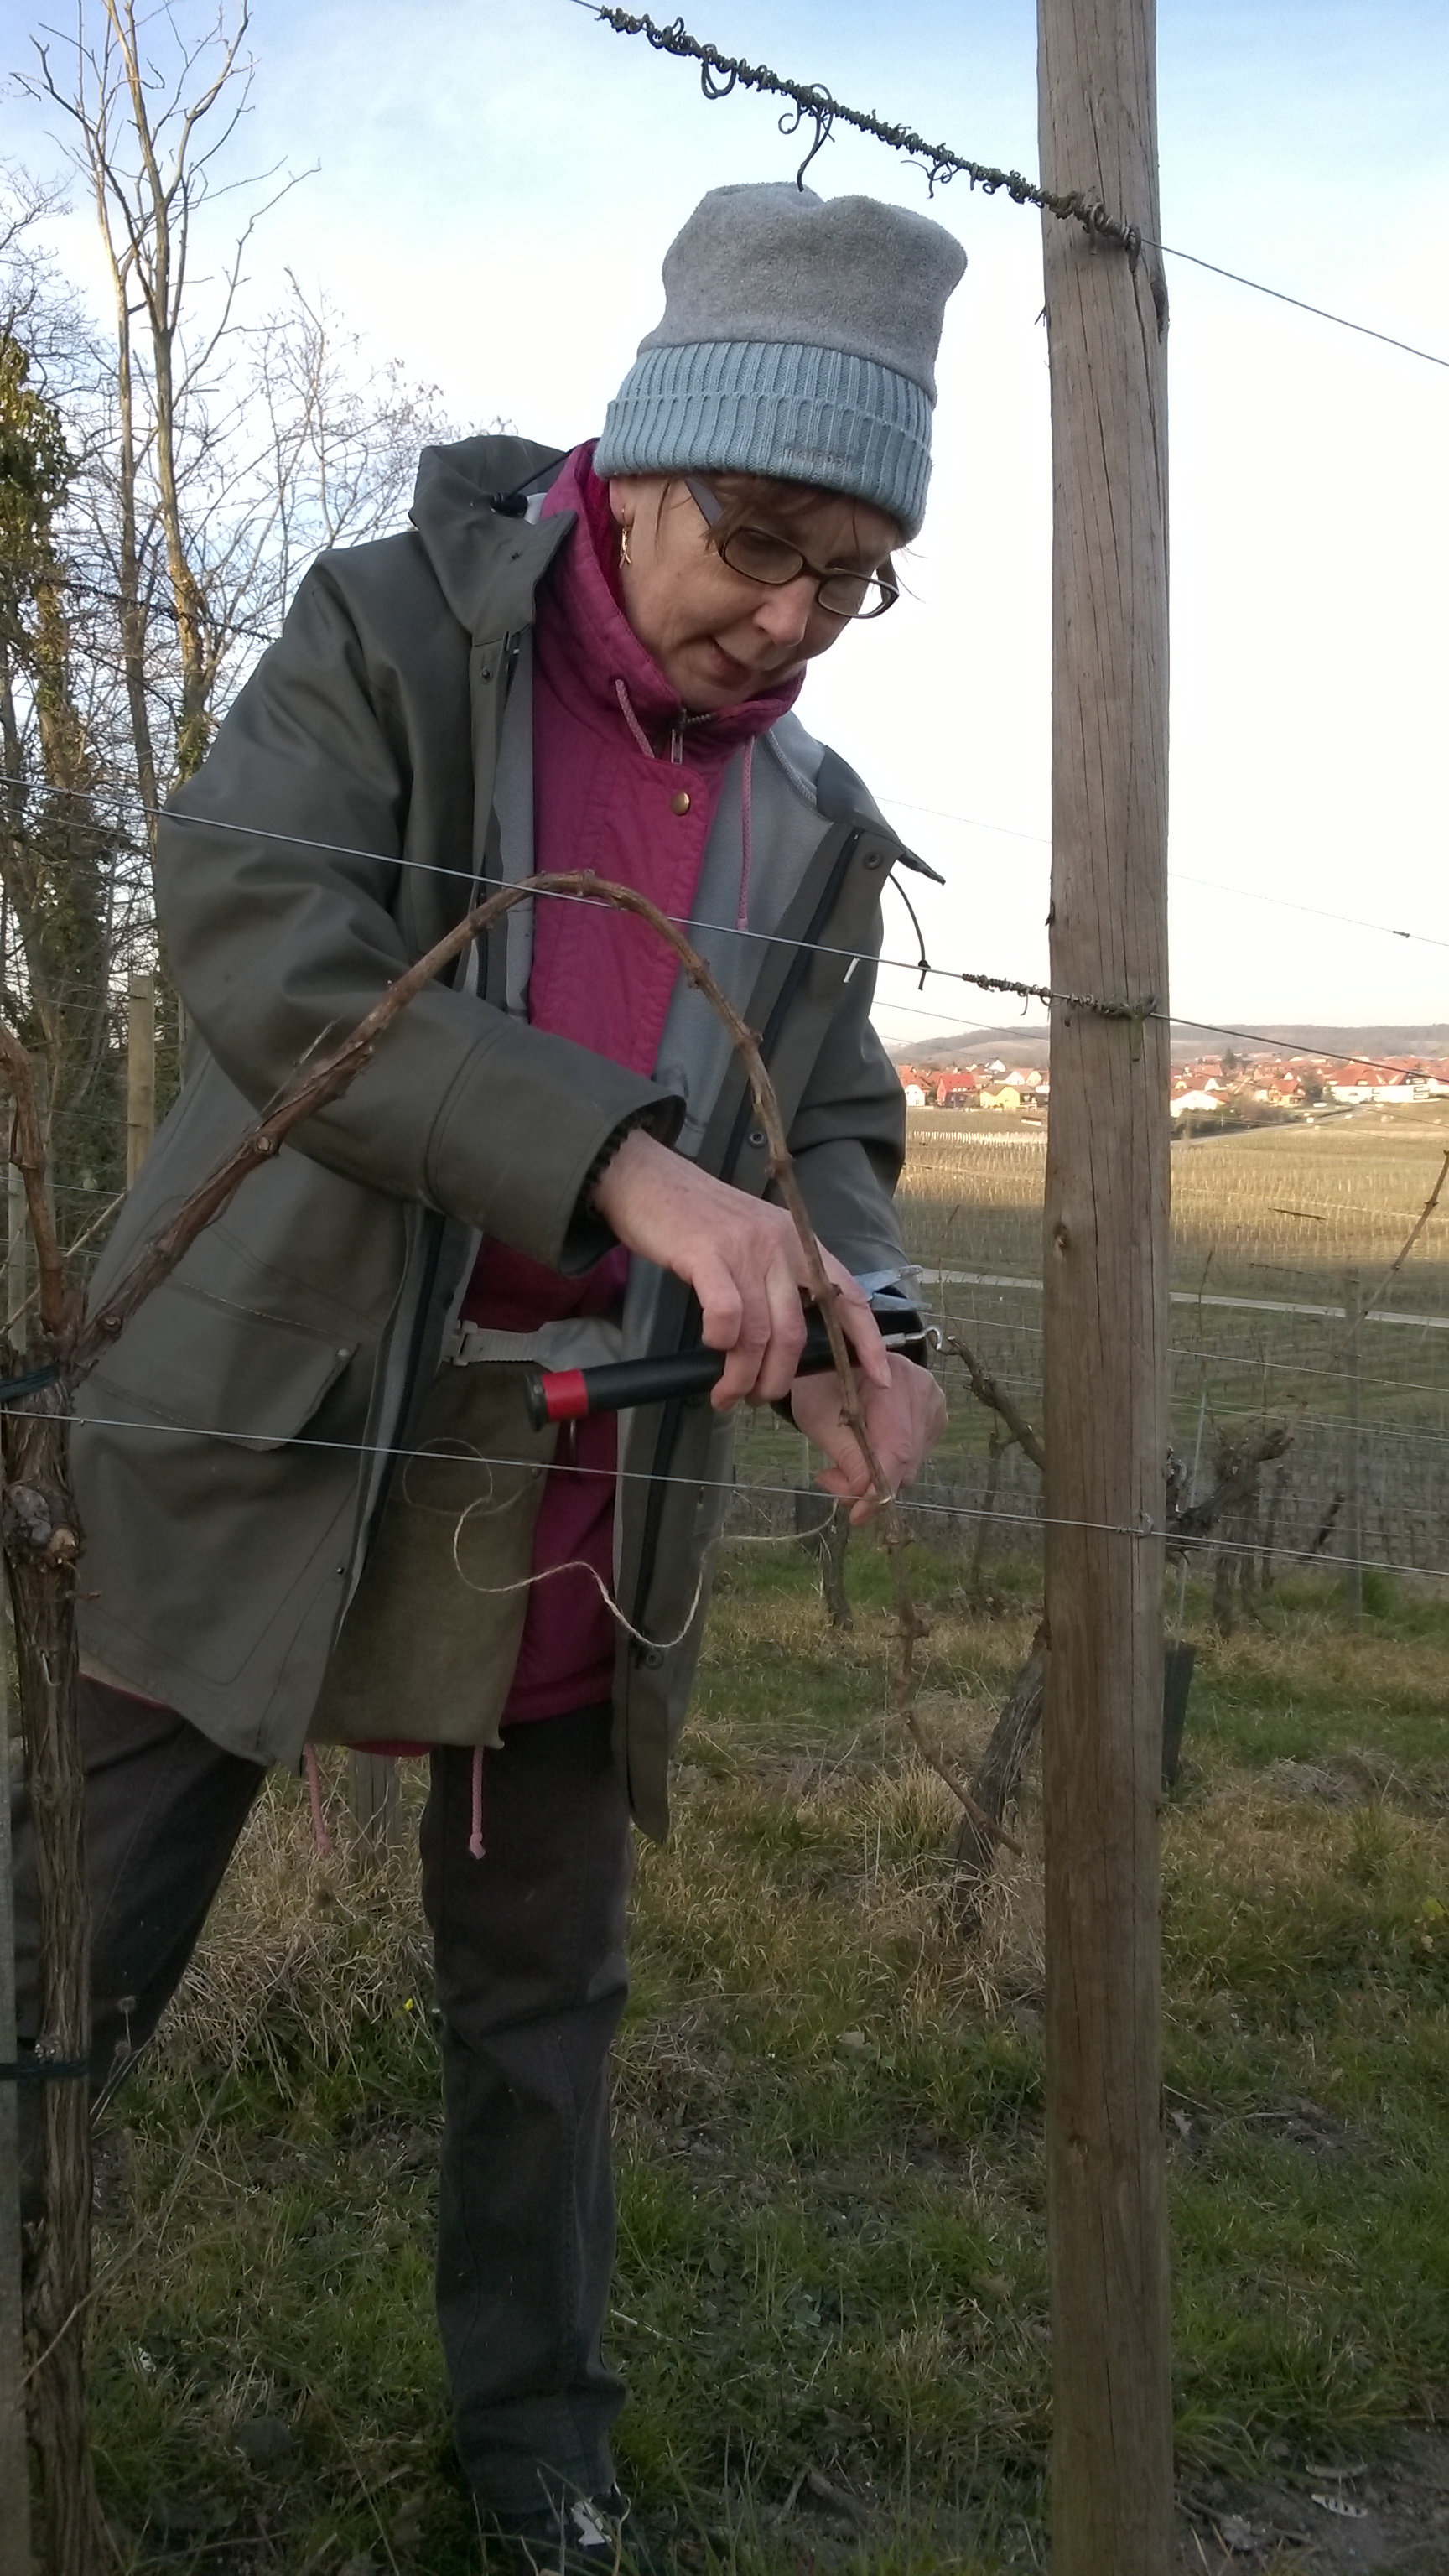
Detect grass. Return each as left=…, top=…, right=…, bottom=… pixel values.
left=84, top=1543, right=1449, bottom=2572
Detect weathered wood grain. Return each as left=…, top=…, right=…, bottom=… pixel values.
left=1037, top=3, right=1173, bottom=2568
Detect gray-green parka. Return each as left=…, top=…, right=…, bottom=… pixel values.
left=73, top=435, right=914, bottom=1834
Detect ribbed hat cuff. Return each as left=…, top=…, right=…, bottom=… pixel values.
left=594, top=340, right=932, bottom=538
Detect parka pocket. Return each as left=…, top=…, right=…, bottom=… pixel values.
left=308, top=1363, right=557, bottom=1749
left=79, top=1280, right=357, bottom=1452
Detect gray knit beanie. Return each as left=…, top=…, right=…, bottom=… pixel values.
left=595, top=184, right=966, bottom=539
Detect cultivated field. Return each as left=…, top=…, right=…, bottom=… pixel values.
left=872, top=1104, right=1449, bottom=1587
left=901, top=1104, right=1449, bottom=1312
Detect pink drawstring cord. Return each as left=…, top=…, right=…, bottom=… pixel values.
left=736, top=738, right=755, bottom=931
left=304, top=1744, right=331, bottom=1858
left=469, top=1742, right=486, bottom=1861
left=613, top=678, right=656, bottom=761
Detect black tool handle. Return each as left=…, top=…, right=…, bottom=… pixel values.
left=522, top=1306, right=929, bottom=1431
left=523, top=1347, right=725, bottom=1428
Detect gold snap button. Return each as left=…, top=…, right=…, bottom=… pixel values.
left=669, top=789, right=692, bottom=816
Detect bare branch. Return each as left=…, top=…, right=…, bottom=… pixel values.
left=948, top=1320, right=1292, bottom=1552
left=946, top=1330, right=1046, bottom=1473
left=894, top=1578, right=1025, bottom=1856
left=1168, top=1420, right=1291, bottom=1546
left=71, top=874, right=870, bottom=1512
left=1361, top=1145, right=1449, bottom=1326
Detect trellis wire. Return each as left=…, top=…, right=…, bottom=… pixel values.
left=0, top=1399, right=1422, bottom=1587
left=10, top=781, right=1447, bottom=1083
left=13, top=759, right=1449, bottom=965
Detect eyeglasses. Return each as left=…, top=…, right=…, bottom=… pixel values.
left=684, top=477, right=899, bottom=621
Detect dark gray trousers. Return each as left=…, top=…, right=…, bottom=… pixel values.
left=11, top=1680, right=632, bottom=2511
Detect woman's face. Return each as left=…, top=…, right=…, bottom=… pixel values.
left=608, top=474, right=900, bottom=712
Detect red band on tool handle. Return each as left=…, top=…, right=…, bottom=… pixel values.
left=538, top=1368, right=591, bottom=1423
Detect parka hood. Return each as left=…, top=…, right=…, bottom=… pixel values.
left=409, top=434, right=574, bottom=641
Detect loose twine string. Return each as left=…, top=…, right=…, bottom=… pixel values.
left=405, top=1439, right=797, bottom=1648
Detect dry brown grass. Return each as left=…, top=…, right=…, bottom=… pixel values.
left=159, top=1768, right=433, bottom=2079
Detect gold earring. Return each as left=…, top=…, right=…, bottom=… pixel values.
left=619, top=523, right=633, bottom=568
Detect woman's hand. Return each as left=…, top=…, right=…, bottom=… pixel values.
left=591, top=1128, right=892, bottom=1410
left=788, top=1354, right=948, bottom=1526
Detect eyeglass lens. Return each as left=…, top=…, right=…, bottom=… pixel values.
left=685, top=478, right=894, bottom=618
left=721, top=527, right=891, bottom=618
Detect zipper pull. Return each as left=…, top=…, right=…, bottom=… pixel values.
left=670, top=715, right=685, bottom=764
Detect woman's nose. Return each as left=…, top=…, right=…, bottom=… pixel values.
left=751, top=576, right=817, bottom=648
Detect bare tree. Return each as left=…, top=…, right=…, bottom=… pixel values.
left=247, top=273, right=447, bottom=605
left=28, top=5, right=451, bottom=835
left=30, top=1, right=298, bottom=803
left=0, top=5, right=449, bottom=1239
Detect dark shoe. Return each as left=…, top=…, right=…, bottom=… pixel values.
left=486, top=2487, right=656, bottom=2576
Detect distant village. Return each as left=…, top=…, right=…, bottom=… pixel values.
left=896, top=1047, right=1449, bottom=1122
left=896, top=1059, right=1049, bottom=1114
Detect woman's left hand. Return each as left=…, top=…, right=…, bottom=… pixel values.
left=787, top=1355, right=948, bottom=1527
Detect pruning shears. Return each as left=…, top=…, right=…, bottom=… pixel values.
left=522, top=1297, right=932, bottom=1430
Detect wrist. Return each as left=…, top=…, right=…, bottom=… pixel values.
left=587, top=1117, right=662, bottom=1219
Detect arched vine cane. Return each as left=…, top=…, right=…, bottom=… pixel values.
left=0, top=869, right=1010, bottom=2573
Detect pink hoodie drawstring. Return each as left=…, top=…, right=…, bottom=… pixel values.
left=469, top=1742, right=486, bottom=1861
left=613, top=678, right=656, bottom=761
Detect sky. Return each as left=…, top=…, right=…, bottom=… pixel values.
left=2, top=0, right=1446, bottom=1052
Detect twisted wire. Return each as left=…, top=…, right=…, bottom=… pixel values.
left=585, top=5, right=1141, bottom=248
left=586, top=7, right=1449, bottom=371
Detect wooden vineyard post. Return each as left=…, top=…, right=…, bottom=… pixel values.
left=1037, top=3, right=1173, bottom=2572
left=345, top=1751, right=402, bottom=1858
left=1343, top=1270, right=1363, bottom=1625
left=127, top=972, right=157, bottom=1187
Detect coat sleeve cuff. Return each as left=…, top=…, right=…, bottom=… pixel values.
left=424, top=1016, right=683, bottom=1274
left=569, top=1104, right=673, bottom=1256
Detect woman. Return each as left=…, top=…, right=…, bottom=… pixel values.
left=22, top=180, right=962, bottom=2569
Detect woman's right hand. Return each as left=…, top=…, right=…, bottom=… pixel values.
left=590, top=1127, right=891, bottom=1411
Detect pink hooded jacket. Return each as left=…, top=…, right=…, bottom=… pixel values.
left=462, top=443, right=801, bottom=1720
